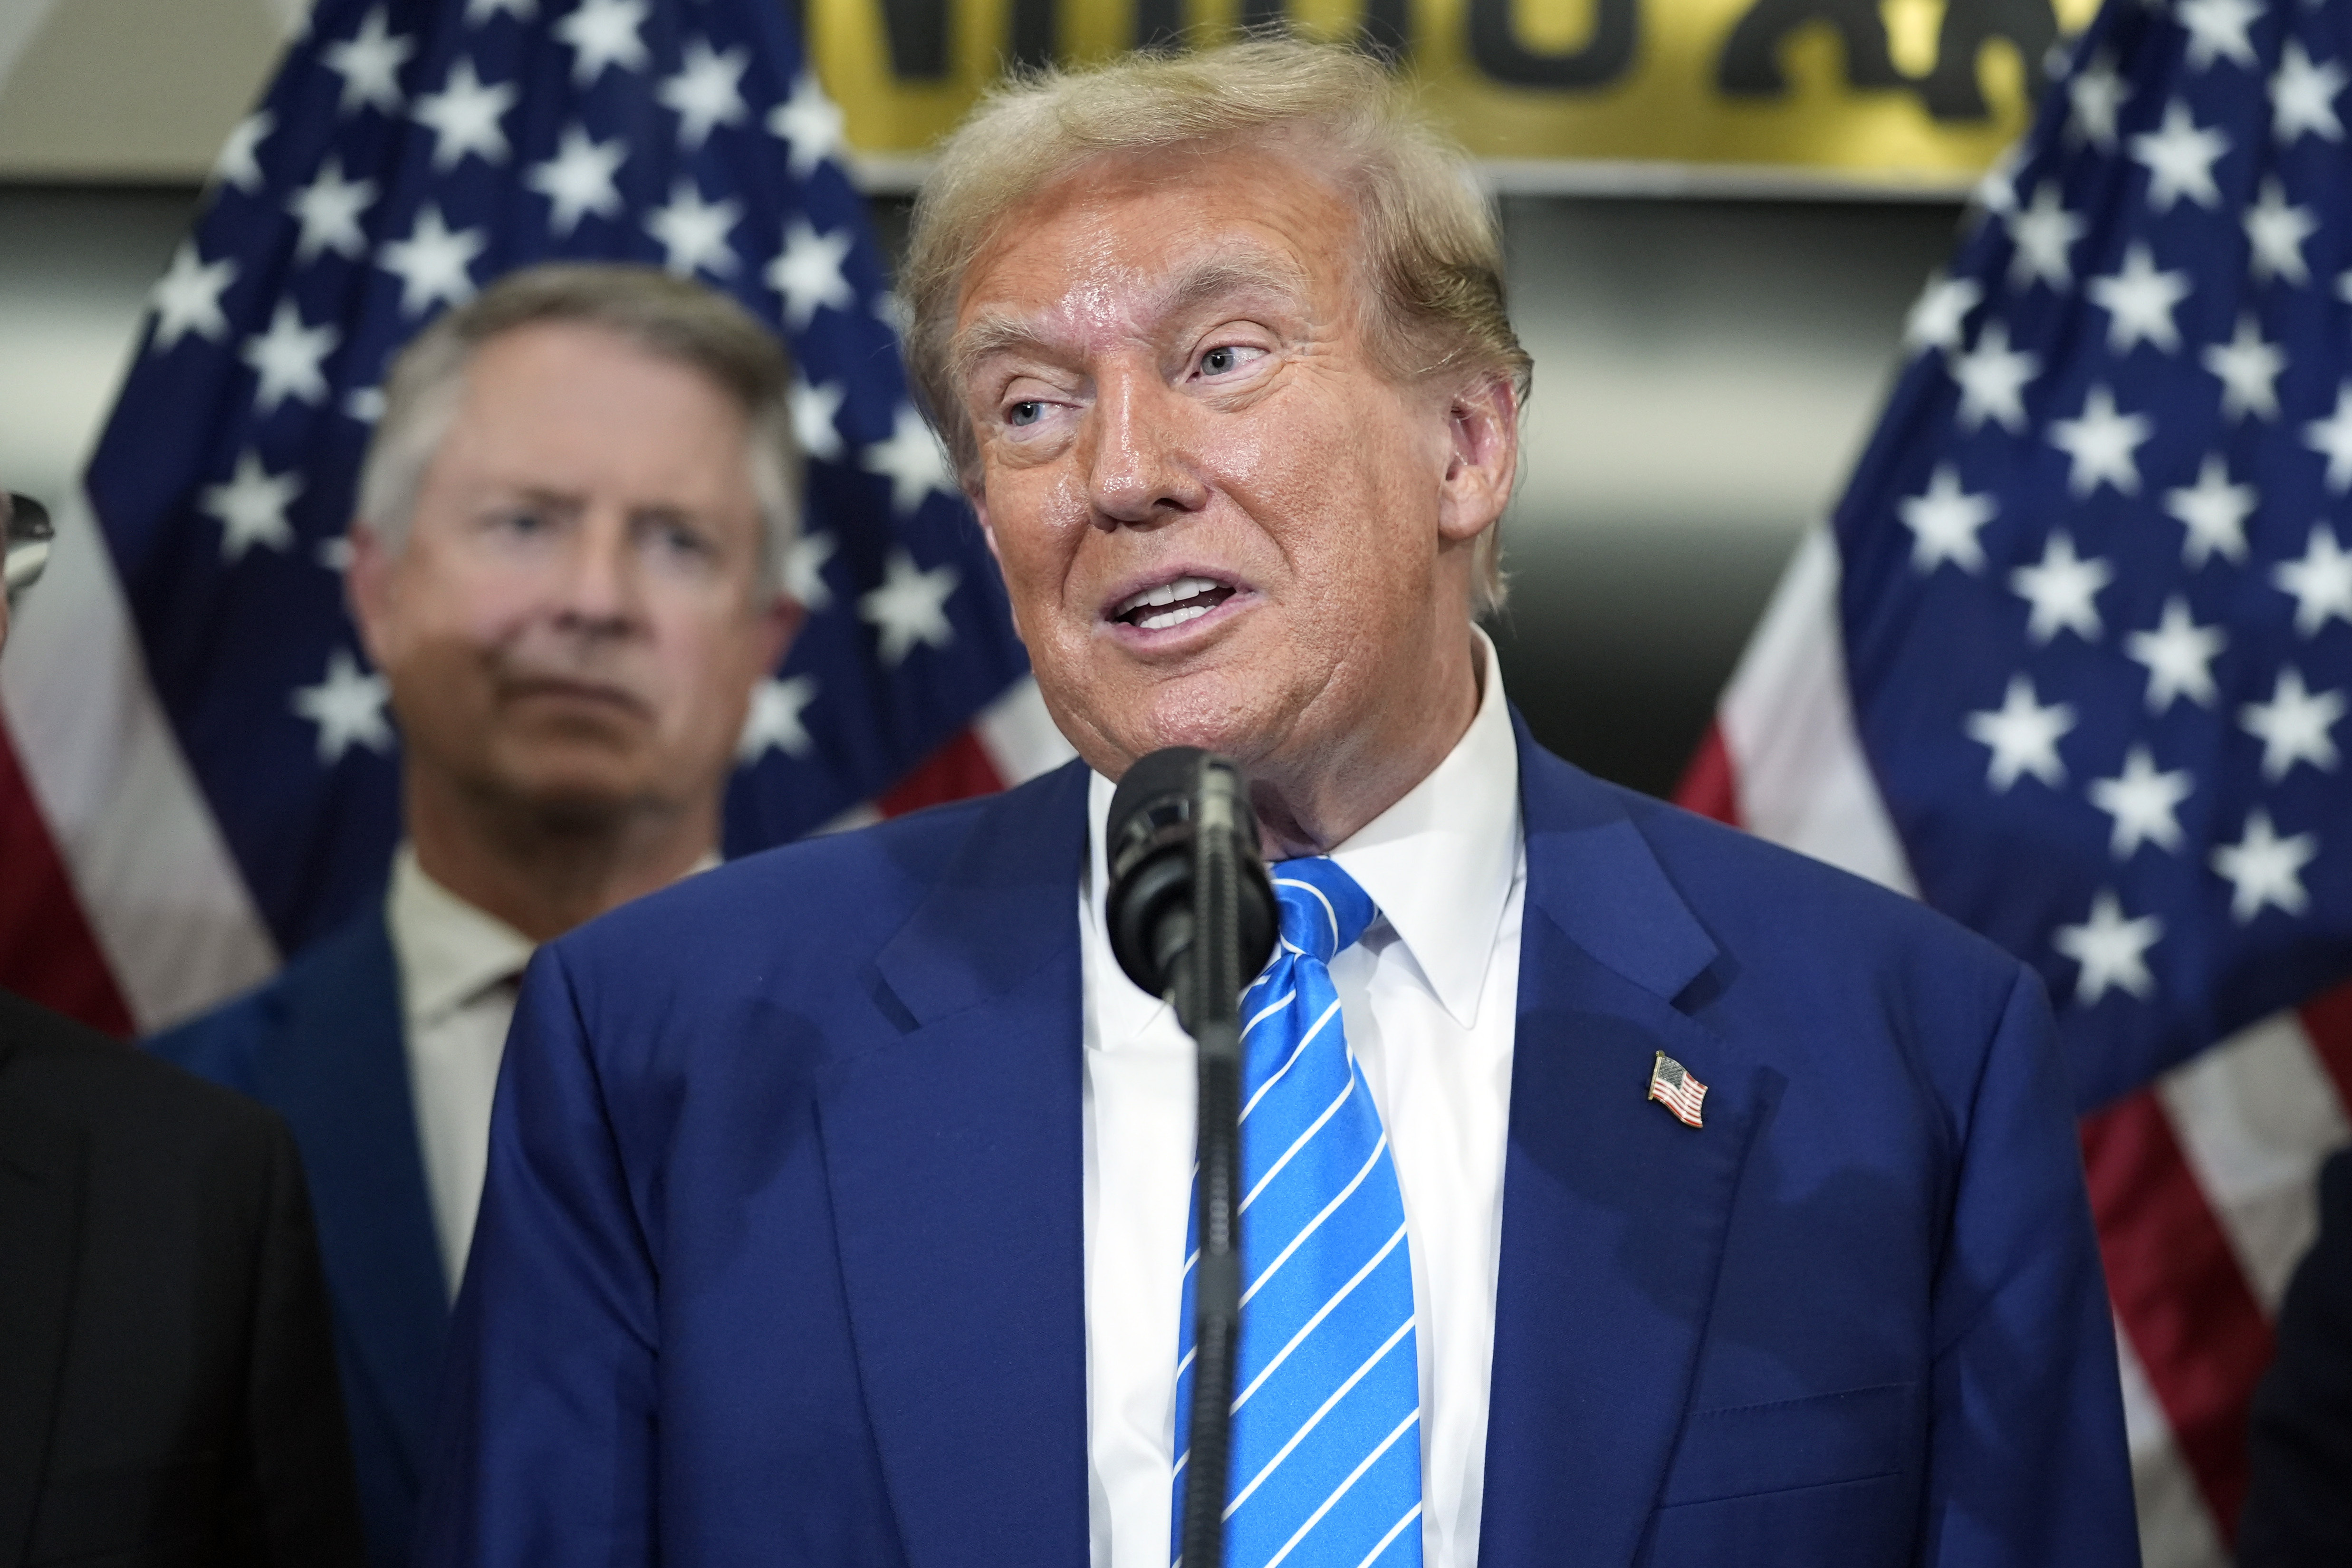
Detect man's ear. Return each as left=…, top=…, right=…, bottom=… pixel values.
left=1435, top=373, right=1519, bottom=546
left=750, top=589, right=806, bottom=674
left=968, top=482, right=1004, bottom=570
left=344, top=521, right=396, bottom=670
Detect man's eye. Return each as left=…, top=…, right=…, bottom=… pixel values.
left=1008, top=400, right=1045, bottom=427
left=492, top=509, right=547, bottom=536
left=1200, top=345, right=1260, bottom=377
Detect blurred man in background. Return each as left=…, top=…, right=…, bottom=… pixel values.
left=1, top=489, right=366, bottom=1567
left=150, top=264, right=803, bottom=1568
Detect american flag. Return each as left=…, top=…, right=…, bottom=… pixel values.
left=1680, top=0, right=2352, bottom=1558
left=1647, top=1049, right=1708, bottom=1129
left=0, top=0, right=1071, bottom=1039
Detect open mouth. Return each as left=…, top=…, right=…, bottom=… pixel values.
left=1108, top=574, right=1238, bottom=632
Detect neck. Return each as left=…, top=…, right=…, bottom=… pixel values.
left=403, top=765, right=718, bottom=943
left=1248, top=625, right=1484, bottom=861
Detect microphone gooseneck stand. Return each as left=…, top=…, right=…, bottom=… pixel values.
left=1104, top=750, right=1275, bottom=1568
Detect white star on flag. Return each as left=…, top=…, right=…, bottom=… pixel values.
left=1898, top=464, right=1996, bottom=573
left=527, top=125, right=626, bottom=236
left=379, top=204, right=486, bottom=316
left=859, top=550, right=959, bottom=666
left=150, top=242, right=238, bottom=351
left=1903, top=274, right=1981, bottom=356
left=2069, top=49, right=2127, bottom=149
left=769, top=72, right=845, bottom=178
left=291, top=648, right=394, bottom=764
left=346, top=386, right=386, bottom=424
left=212, top=109, right=272, bottom=193
left=2246, top=178, right=2319, bottom=286
left=784, top=529, right=836, bottom=610
left=2130, top=100, right=2231, bottom=212
left=2088, top=744, right=2193, bottom=857
left=862, top=404, right=956, bottom=514
left=647, top=179, right=742, bottom=277
left=790, top=378, right=846, bottom=464
left=2010, top=530, right=2114, bottom=642
left=2272, top=39, right=2347, bottom=142
left=413, top=58, right=518, bottom=170
left=768, top=220, right=855, bottom=329
left=1951, top=320, right=2039, bottom=432
left=2053, top=890, right=2163, bottom=1004
left=659, top=37, right=750, bottom=149
left=322, top=7, right=413, bottom=115
left=2241, top=667, right=2347, bottom=780
left=2273, top=523, right=2352, bottom=636
left=2304, top=382, right=2352, bottom=491
left=2087, top=242, right=2192, bottom=354
left=2051, top=384, right=2154, bottom=496
left=2178, top=0, right=2261, bottom=71
left=2203, top=315, right=2286, bottom=422
left=1966, top=673, right=2077, bottom=790
left=242, top=300, right=339, bottom=413
left=737, top=674, right=819, bottom=760
left=464, top=0, right=536, bottom=19
left=2126, top=596, right=2227, bottom=711
left=2163, top=454, right=2256, bottom=568
left=2210, top=809, right=2320, bottom=923
left=287, top=158, right=378, bottom=262
left=201, top=451, right=303, bottom=561
left=554, top=0, right=649, bottom=86
left=2008, top=183, right=2086, bottom=289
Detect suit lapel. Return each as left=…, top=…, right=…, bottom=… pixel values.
left=257, top=915, right=449, bottom=1494
left=819, top=764, right=1093, bottom=1568
left=0, top=1035, right=81, bottom=1565
left=1479, top=724, right=1778, bottom=1567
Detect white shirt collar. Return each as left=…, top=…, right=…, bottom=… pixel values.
left=384, top=842, right=725, bottom=1025
left=386, top=843, right=537, bottom=1027
left=1083, top=628, right=1521, bottom=1037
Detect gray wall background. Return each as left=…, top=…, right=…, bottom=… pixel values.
left=1, top=183, right=1963, bottom=797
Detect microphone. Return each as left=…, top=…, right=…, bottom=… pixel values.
left=1105, top=747, right=1277, bottom=1024
left=1104, top=748, right=1276, bottom=1568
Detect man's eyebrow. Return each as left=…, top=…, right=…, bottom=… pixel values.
left=950, top=253, right=1314, bottom=386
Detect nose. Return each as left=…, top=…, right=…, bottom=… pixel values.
left=1084, top=368, right=1208, bottom=528
left=549, top=507, right=641, bottom=636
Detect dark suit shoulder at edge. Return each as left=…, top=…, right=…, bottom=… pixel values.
left=2, top=985, right=289, bottom=1140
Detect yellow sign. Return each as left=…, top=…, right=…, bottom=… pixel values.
left=810, top=0, right=2102, bottom=187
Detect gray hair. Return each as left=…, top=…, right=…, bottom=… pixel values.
left=356, top=262, right=801, bottom=597
left=902, top=37, right=1530, bottom=611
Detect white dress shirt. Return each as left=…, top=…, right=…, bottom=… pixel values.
left=1081, top=631, right=1526, bottom=1568
left=387, top=845, right=723, bottom=1296
left=385, top=845, right=536, bottom=1298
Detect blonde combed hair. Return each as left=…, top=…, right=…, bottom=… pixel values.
left=902, top=37, right=1531, bottom=610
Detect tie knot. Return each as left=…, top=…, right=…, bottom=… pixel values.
left=1270, top=857, right=1378, bottom=963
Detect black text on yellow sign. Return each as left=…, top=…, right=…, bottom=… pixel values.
left=811, top=0, right=2103, bottom=181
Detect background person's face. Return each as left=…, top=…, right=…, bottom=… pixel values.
left=347, top=322, right=795, bottom=827
left=953, top=144, right=1511, bottom=799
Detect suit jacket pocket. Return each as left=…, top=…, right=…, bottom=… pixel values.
left=1642, top=1384, right=1922, bottom=1568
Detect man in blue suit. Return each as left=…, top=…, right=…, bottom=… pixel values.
left=422, top=39, right=2137, bottom=1568
left=150, top=266, right=802, bottom=1568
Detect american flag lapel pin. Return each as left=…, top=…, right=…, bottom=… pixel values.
left=1648, top=1051, right=1707, bottom=1129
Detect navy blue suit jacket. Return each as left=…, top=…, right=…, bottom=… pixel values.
left=148, top=913, right=445, bottom=1568
left=421, top=725, right=2139, bottom=1566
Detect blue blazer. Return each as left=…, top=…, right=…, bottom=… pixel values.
left=148, top=913, right=444, bottom=1568
left=420, top=722, right=2139, bottom=1567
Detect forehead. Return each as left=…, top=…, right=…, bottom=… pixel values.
left=953, top=144, right=1364, bottom=354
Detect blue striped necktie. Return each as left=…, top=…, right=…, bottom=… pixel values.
left=1172, top=857, right=1422, bottom=1568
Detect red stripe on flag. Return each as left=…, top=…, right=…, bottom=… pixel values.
left=877, top=725, right=1007, bottom=818
left=1672, top=721, right=1739, bottom=825
left=2294, top=980, right=2352, bottom=1112
left=0, top=719, right=135, bottom=1038
left=2083, top=1089, right=2273, bottom=1541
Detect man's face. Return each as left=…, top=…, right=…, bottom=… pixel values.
left=953, top=143, right=1514, bottom=798
left=348, top=322, right=796, bottom=827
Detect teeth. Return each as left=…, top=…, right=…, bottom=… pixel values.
left=1114, top=575, right=1225, bottom=617
left=1134, top=603, right=1212, bottom=632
